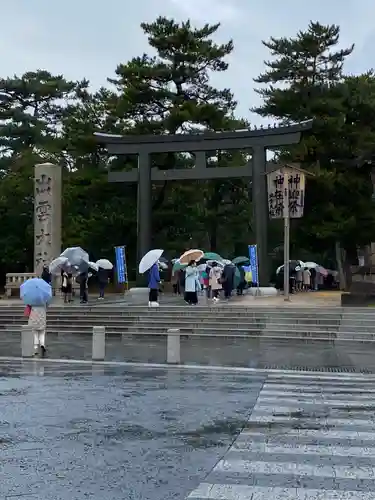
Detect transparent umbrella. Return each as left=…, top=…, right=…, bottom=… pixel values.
left=49, top=256, right=70, bottom=275
left=60, top=247, right=89, bottom=267
left=96, top=259, right=113, bottom=270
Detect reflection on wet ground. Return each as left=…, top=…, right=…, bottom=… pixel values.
left=3, top=331, right=375, bottom=372
left=0, top=360, right=265, bottom=500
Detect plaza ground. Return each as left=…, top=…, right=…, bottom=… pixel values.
left=0, top=361, right=263, bottom=499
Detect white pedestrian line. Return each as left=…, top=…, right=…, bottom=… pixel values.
left=214, top=458, right=375, bottom=479
left=250, top=403, right=374, bottom=420
left=247, top=414, right=375, bottom=428
left=187, top=483, right=375, bottom=499
left=233, top=441, right=375, bottom=457
left=242, top=428, right=375, bottom=441
left=256, top=396, right=375, bottom=407
left=268, top=373, right=375, bottom=381
left=261, top=389, right=375, bottom=399
left=262, top=383, right=375, bottom=393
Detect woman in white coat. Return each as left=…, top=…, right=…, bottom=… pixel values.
left=184, top=260, right=200, bottom=305
left=28, top=305, right=47, bottom=356
left=209, top=262, right=223, bottom=302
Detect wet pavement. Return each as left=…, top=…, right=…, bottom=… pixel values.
left=0, top=360, right=264, bottom=499
left=2, top=331, right=375, bottom=372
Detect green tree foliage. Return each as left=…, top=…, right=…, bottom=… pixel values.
left=106, top=16, right=251, bottom=255
left=253, top=21, right=375, bottom=273
left=0, top=16, right=254, bottom=278
left=0, top=71, right=84, bottom=272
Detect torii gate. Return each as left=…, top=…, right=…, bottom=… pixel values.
left=95, top=120, right=312, bottom=285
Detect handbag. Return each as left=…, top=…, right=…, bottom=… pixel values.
left=24, top=305, right=31, bottom=318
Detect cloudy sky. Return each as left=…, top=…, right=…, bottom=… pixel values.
left=2, top=0, right=374, bottom=125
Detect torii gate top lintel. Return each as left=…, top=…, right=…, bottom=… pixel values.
left=94, top=120, right=313, bottom=154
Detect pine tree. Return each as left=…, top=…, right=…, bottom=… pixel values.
left=253, top=22, right=353, bottom=125
left=106, top=17, right=250, bottom=253
left=253, top=22, right=375, bottom=288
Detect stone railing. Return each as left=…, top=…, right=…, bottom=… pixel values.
left=5, top=273, right=37, bottom=297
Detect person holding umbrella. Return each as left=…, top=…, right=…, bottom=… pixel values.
left=96, top=259, right=113, bottom=299
left=61, top=270, right=73, bottom=303
left=20, top=278, right=52, bottom=357
left=97, top=268, right=109, bottom=300
left=148, top=262, right=160, bottom=306
left=138, top=249, right=164, bottom=307
left=184, top=260, right=200, bottom=305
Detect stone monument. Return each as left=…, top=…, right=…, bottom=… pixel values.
left=34, top=163, right=62, bottom=275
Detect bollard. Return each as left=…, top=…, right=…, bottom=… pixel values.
left=92, top=326, right=106, bottom=361
left=167, top=328, right=181, bottom=364
left=21, top=325, right=34, bottom=358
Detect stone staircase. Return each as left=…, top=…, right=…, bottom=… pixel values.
left=1, top=304, right=375, bottom=342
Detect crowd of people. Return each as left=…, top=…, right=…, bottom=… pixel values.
left=274, top=266, right=337, bottom=293
left=41, top=265, right=110, bottom=304
left=168, top=261, right=252, bottom=305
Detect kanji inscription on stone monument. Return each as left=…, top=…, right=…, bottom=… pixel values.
left=34, top=163, right=62, bottom=274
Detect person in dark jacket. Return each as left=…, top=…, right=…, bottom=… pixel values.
left=78, top=271, right=88, bottom=304
left=41, top=265, right=52, bottom=285
left=148, top=262, right=160, bottom=306
left=222, top=264, right=235, bottom=299
left=61, top=270, right=72, bottom=303
left=236, top=266, right=246, bottom=295
left=97, top=268, right=108, bottom=300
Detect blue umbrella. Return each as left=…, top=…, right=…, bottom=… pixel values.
left=20, top=278, right=52, bottom=306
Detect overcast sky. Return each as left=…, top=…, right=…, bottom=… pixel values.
left=2, top=0, right=374, bottom=125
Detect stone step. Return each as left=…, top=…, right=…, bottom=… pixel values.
left=0, top=305, right=355, bottom=313
left=1, top=308, right=375, bottom=318
left=0, top=315, right=348, bottom=325
left=0, top=306, right=349, bottom=314
left=4, top=325, right=375, bottom=343
left=0, top=307, right=350, bottom=319
left=2, top=317, right=346, bottom=330
left=5, top=322, right=373, bottom=339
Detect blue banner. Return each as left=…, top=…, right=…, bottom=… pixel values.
left=248, top=244, right=259, bottom=285
left=115, top=246, right=127, bottom=284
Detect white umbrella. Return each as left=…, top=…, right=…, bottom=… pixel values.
left=74, top=260, right=98, bottom=274
left=49, top=256, right=69, bottom=274
left=158, top=261, right=168, bottom=270
left=304, top=261, right=319, bottom=269
left=60, top=247, right=89, bottom=266
left=179, top=249, right=204, bottom=265
left=139, top=249, right=164, bottom=274
left=96, top=259, right=113, bottom=270
left=88, top=261, right=99, bottom=272
left=207, top=260, right=224, bottom=267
